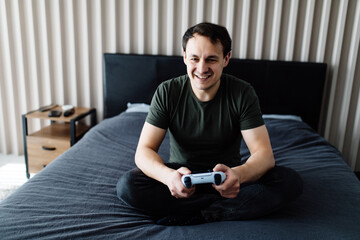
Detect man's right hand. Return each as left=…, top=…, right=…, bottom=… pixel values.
left=165, top=167, right=195, bottom=198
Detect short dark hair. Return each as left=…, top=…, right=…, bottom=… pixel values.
left=182, top=22, right=232, bottom=57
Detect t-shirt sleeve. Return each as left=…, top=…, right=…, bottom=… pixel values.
left=239, top=85, right=264, bottom=130
left=145, top=83, right=170, bottom=129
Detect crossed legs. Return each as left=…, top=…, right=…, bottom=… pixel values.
left=116, top=163, right=303, bottom=224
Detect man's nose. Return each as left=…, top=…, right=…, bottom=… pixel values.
left=197, top=60, right=209, bottom=73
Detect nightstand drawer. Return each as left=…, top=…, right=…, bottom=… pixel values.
left=27, top=136, right=70, bottom=173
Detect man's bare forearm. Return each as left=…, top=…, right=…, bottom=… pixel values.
left=135, top=147, right=174, bottom=185
left=235, top=125, right=275, bottom=184
left=232, top=148, right=274, bottom=184
left=135, top=147, right=195, bottom=198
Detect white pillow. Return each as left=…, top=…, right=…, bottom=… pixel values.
left=262, top=114, right=302, bottom=122
left=125, top=103, right=150, bottom=113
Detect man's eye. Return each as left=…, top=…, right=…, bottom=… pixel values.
left=207, top=59, right=217, bottom=63
left=190, top=58, right=198, bottom=62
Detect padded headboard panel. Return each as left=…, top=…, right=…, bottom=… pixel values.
left=104, top=53, right=327, bottom=131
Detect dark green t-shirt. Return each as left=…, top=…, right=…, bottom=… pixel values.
left=146, top=73, right=264, bottom=170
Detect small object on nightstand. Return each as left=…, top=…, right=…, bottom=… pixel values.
left=62, top=105, right=75, bottom=117
left=38, top=104, right=58, bottom=112
left=48, top=110, right=62, bottom=117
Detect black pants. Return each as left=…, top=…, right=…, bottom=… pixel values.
left=116, top=164, right=303, bottom=222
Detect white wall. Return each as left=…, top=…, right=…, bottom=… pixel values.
left=0, top=0, right=359, bottom=170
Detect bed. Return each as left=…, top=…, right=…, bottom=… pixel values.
left=1, top=53, right=360, bottom=239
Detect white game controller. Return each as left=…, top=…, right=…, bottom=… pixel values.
left=181, top=172, right=226, bottom=188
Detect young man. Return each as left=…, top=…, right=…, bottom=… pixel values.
left=117, top=22, right=303, bottom=225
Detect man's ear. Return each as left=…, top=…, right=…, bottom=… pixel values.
left=183, top=51, right=187, bottom=65
left=223, top=51, right=231, bottom=67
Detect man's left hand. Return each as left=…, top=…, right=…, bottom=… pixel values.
left=212, top=164, right=240, bottom=198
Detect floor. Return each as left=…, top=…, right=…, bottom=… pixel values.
left=0, top=154, right=32, bottom=201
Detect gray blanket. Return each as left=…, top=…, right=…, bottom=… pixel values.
left=1, top=112, right=359, bottom=239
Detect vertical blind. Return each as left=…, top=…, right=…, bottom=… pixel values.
left=0, top=0, right=359, bottom=171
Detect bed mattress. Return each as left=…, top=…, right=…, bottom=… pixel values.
left=0, top=112, right=359, bottom=239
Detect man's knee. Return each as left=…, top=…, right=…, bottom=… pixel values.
left=116, top=168, right=166, bottom=211
left=116, top=171, right=135, bottom=206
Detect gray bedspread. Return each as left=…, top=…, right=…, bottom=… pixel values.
left=1, top=112, right=359, bottom=239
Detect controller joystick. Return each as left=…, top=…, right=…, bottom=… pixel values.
left=214, top=173, right=222, bottom=185
left=183, top=176, right=192, bottom=188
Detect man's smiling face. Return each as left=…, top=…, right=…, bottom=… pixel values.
left=183, top=34, right=230, bottom=101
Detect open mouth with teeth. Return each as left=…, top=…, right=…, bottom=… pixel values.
left=195, top=74, right=212, bottom=80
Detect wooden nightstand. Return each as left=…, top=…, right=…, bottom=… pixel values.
left=22, top=105, right=97, bottom=178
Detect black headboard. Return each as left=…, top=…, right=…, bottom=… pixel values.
left=104, top=53, right=327, bottom=131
